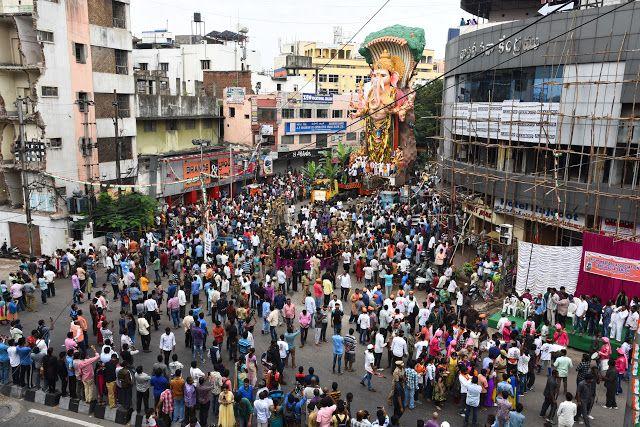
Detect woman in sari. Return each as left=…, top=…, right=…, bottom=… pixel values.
left=246, top=347, right=258, bottom=387
left=485, top=363, right=496, bottom=407
left=218, top=382, right=236, bottom=427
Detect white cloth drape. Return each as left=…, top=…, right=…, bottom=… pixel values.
left=516, top=241, right=582, bottom=296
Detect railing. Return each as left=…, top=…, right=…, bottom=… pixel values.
left=115, top=64, right=128, bottom=75
left=112, top=17, right=126, bottom=29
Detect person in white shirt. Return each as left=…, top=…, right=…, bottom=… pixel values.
left=144, top=296, right=159, bottom=330
left=557, top=393, right=578, bottom=427
left=339, top=272, right=351, bottom=301
left=415, top=337, right=429, bottom=360
left=189, top=362, right=205, bottom=383
left=360, top=345, right=376, bottom=391
left=418, top=301, right=431, bottom=327
left=158, top=327, right=176, bottom=365
left=390, top=331, right=408, bottom=365
left=254, top=390, right=275, bottom=427
left=357, top=309, right=371, bottom=344
left=575, top=295, right=589, bottom=333
left=626, top=306, right=639, bottom=339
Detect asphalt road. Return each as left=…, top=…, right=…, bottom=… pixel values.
left=0, top=258, right=628, bottom=426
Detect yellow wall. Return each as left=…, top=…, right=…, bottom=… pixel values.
left=136, top=118, right=221, bottom=155
left=296, top=45, right=442, bottom=93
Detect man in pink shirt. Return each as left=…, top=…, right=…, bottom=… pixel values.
left=283, top=299, right=296, bottom=329
left=64, top=331, right=78, bottom=351
left=75, top=345, right=101, bottom=403
left=315, top=397, right=336, bottom=427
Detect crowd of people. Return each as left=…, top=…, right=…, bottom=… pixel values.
left=0, top=170, right=630, bottom=427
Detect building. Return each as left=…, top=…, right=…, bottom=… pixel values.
left=134, top=87, right=224, bottom=203
left=440, top=0, right=640, bottom=245
left=0, top=0, right=135, bottom=255
left=276, top=37, right=442, bottom=94
left=223, top=90, right=360, bottom=172
left=252, top=71, right=315, bottom=95
left=132, top=27, right=261, bottom=97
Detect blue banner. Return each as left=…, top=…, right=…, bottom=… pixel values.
left=302, top=93, right=333, bottom=104
left=284, top=121, right=347, bottom=134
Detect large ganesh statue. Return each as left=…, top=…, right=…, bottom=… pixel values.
left=350, top=25, right=425, bottom=185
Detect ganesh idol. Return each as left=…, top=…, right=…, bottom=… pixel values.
left=349, top=25, right=425, bottom=182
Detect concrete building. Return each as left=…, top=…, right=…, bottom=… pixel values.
left=441, top=0, right=640, bottom=245
left=276, top=38, right=442, bottom=94
left=0, top=0, right=134, bottom=255
left=223, top=90, right=360, bottom=172
left=252, top=71, right=315, bottom=95
left=132, top=28, right=261, bottom=97
left=135, top=88, right=223, bottom=203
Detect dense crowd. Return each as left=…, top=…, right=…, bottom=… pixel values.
left=0, top=171, right=631, bottom=427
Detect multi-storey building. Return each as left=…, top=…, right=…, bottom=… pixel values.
left=441, top=0, right=640, bottom=245
left=276, top=39, right=442, bottom=94
left=0, top=0, right=134, bottom=255
left=132, top=28, right=261, bottom=97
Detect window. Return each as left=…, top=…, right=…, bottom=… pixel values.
left=244, top=114, right=250, bottom=119
left=281, top=135, right=294, bottom=145
left=115, top=49, right=128, bottom=74
left=48, top=138, right=62, bottom=148
left=143, top=121, right=157, bottom=132
left=184, top=119, right=196, bottom=129
left=276, top=83, right=282, bottom=91
left=200, top=60, right=210, bottom=70
left=282, top=109, right=294, bottom=119
left=293, top=85, right=298, bottom=91
left=74, top=43, right=86, bottom=64
left=116, top=94, right=130, bottom=117
left=112, top=1, right=126, bottom=28
left=138, top=62, right=148, bottom=71
left=327, top=89, right=339, bottom=95
left=328, top=74, right=338, bottom=83
left=346, top=132, right=357, bottom=141
left=203, top=120, right=213, bottom=129
left=41, top=86, right=58, bottom=97
left=316, top=109, right=328, bottom=118
left=299, top=134, right=312, bottom=144
left=77, top=92, right=89, bottom=112
left=37, top=30, right=54, bottom=43
left=299, top=109, right=312, bottom=119
left=316, top=134, right=328, bottom=148
left=229, top=107, right=236, bottom=118
left=318, top=74, right=327, bottom=82
left=332, top=110, right=343, bottom=118
left=166, top=120, right=178, bottom=131
left=159, top=62, right=169, bottom=72
left=257, top=108, right=276, bottom=121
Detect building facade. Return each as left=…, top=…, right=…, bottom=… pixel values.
left=132, top=28, right=261, bottom=97
left=0, top=0, right=134, bottom=255
left=441, top=0, right=640, bottom=245
left=223, top=90, right=361, bottom=172
left=276, top=39, right=442, bottom=94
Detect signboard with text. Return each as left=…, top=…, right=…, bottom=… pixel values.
left=583, top=251, right=640, bottom=284
left=183, top=159, right=211, bottom=189
left=302, top=93, right=333, bottom=104
left=284, top=121, right=347, bottom=135
left=225, top=87, right=246, bottom=104
left=217, top=157, right=231, bottom=177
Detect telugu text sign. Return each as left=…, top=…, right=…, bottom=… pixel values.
left=583, top=251, right=640, bottom=284
left=183, top=159, right=211, bottom=189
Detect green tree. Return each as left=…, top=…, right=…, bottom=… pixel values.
left=321, top=150, right=338, bottom=183
left=82, top=191, right=157, bottom=233
left=302, top=160, right=319, bottom=182
left=413, top=79, right=443, bottom=158
left=334, top=141, right=353, bottom=183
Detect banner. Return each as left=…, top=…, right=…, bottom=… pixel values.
left=302, top=93, right=333, bottom=104
left=218, top=158, right=230, bottom=177
left=225, top=87, right=246, bottom=104
left=583, top=251, right=640, bottom=284
left=183, top=159, right=211, bottom=189
left=284, top=121, right=347, bottom=135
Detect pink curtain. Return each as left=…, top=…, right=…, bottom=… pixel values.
left=576, top=232, right=640, bottom=302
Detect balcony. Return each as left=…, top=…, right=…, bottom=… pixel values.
left=136, top=94, right=220, bottom=119
left=0, top=0, right=33, bottom=14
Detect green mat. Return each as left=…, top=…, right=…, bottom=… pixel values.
left=488, top=312, right=622, bottom=356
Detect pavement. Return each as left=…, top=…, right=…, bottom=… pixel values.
left=0, top=257, right=628, bottom=426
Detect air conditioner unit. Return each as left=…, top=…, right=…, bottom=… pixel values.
left=498, top=223, right=513, bottom=245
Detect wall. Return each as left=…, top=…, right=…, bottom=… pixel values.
left=223, top=97, right=255, bottom=146
left=0, top=210, right=67, bottom=256
left=252, top=74, right=314, bottom=94
left=203, top=70, right=253, bottom=99
left=136, top=118, right=220, bottom=155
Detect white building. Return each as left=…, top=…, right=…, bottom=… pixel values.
left=133, top=29, right=261, bottom=97
left=251, top=72, right=315, bottom=95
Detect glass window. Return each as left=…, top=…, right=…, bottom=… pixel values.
left=328, top=75, right=339, bottom=83
left=332, top=110, right=343, bottom=118
left=160, top=62, right=169, bottom=71
left=316, top=109, right=328, bottom=118
left=299, top=109, right=312, bottom=118
left=41, top=86, right=58, bottom=97
left=257, top=108, right=276, bottom=121
left=74, top=43, right=86, bottom=64
left=37, top=30, right=54, bottom=43
left=346, top=132, right=356, bottom=141
left=299, top=134, right=312, bottom=144
left=318, top=74, right=327, bottom=82
left=143, top=121, right=156, bottom=132
left=282, top=109, right=294, bottom=119
left=316, top=134, right=328, bottom=148
left=281, top=135, right=294, bottom=144
left=166, top=120, right=177, bottom=131
left=200, top=60, right=210, bottom=70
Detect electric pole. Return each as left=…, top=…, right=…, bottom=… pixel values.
left=78, top=98, right=95, bottom=205
left=112, top=90, right=122, bottom=189
left=15, top=97, right=34, bottom=256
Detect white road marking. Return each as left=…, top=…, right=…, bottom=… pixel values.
left=27, top=408, right=104, bottom=426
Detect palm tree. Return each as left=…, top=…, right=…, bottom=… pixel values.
left=321, top=150, right=338, bottom=183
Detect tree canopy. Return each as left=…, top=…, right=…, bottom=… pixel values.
left=83, top=191, right=157, bottom=233
left=413, top=78, right=443, bottom=157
